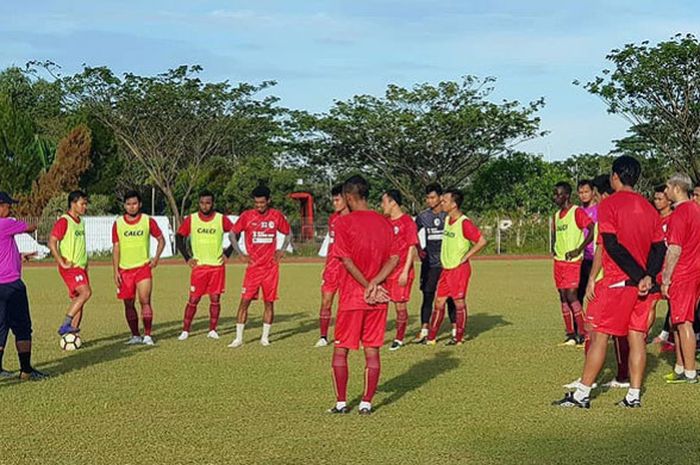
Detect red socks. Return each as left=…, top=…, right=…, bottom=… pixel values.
left=560, top=302, right=575, bottom=334
left=362, top=350, right=381, bottom=403
left=124, top=301, right=140, bottom=336
left=320, top=306, right=332, bottom=339
left=455, top=302, right=467, bottom=342
left=570, top=301, right=586, bottom=337
left=142, top=304, right=153, bottom=336
left=395, top=308, right=408, bottom=342
left=209, top=297, right=221, bottom=332
left=614, top=336, right=630, bottom=382
left=331, top=350, right=348, bottom=402
left=183, top=298, right=200, bottom=332
left=428, top=304, right=446, bottom=341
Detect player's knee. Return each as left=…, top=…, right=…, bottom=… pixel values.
left=80, top=287, right=93, bottom=300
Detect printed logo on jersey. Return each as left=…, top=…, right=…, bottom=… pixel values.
left=124, top=230, right=145, bottom=237
left=433, top=218, right=441, bottom=226
left=196, top=227, right=217, bottom=234
left=393, top=225, right=400, bottom=235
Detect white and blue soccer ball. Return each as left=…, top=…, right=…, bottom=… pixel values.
left=60, top=333, right=82, bottom=351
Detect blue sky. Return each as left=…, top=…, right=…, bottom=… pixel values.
left=2, top=1, right=698, bottom=160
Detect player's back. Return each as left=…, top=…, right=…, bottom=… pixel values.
left=341, top=210, right=394, bottom=276
left=599, top=191, right=660, bottom=282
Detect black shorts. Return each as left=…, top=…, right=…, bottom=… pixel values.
left=420, top=265, right=442, bottom=293
left=0, top=280, right=32, bottom=341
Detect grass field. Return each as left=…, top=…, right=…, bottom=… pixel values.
left=2, top=260, right=700, bottom=465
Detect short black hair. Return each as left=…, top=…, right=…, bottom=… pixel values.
left=123, top=190, right=142, bottom=203
left=331, top=183, right=344, bottom=197
left=425, top=183, right=443, bottom=196
left=612, top=155, right=641, bottom=188
left=592, top=174, right=613, bottom=196
left=554, top=182, right=572, bottom=196
left=67, top=190, right=88, bottom=210
left=199, top=189, right=215, bottom=201
left=577, top=179, right=593, bottom=190
left=444, top=188, right=463, bottom=208
left=384, top=189, right=402, bottom=206
left=695, top=182, right=700, bottom=189
left=654, top=184, right=667, bottom=194
left=343, top=175, right=369, bottom=200
left=251, top=186, right=271, bottom=199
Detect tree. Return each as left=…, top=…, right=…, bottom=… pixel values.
left=290, top=76, right=545, bottom=210
left=578, top=34, right=700, bottom=180
left=15, top=125, right=92, bottom=216
left=57, top=65, right=283, bottom=225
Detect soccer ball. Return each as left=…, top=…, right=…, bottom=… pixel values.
left=60, top=333, right=82, bottom=351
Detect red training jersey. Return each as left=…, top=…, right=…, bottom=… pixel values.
left=388, top=214, right=419, bottom=278
left=666, top=200, right=700, bottom=282
left=233, top=208, right=290, bottom=266
left=332, top=210, right=400, bottom=311
left=598, top=191, right=663, bottom=284
left=176, top=211, right=234, bottom=237
left=325, top=212, right=342, bottom=266
left=50, top=212, right=81, bottom=240
left=448, top=215, right=483, bottom=243
left=111, top=214, right=163, bottom=243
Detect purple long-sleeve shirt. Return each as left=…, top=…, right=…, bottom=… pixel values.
left=0, top=217, right=28, bottom=284
left=582, top=204, right=598, bottom=261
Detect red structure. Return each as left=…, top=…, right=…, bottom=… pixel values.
left=288, top=192, right=315, bottom=241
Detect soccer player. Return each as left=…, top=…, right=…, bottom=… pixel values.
left=176, top=190, right=235, bottom=341
left=661, top=173, right=700, bottom=384
left=576, top=179, right=598, bottom=305
left=0, top=192, right=46, bottom=380
left=555, top=156, right=665, bottom=408
left=327, top=175, right=399, bottom=415
left=112, top=190, right=165, bottom=346
left=650, top=185, right=674, bottom=349
left=551, top=182, right=594, bottom=346
left=228, top=186, right=291, bottom=348
left=315, top=184, right=349, bottom=347
left=414, top=183, right=457, bottom=344
left=426, top=189, right=487, bottom=345
left=381, top=189, right=419, bottom=351
left=48, top=190, right=91, bottom=336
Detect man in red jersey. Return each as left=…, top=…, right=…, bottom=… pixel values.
left=661, top=174, right=700, bottom=384
left=112, top=190, right=165, bottom=346
left=176, top=190, right=235, bottom=341
left=328, top=175, right=399, bottom=416
left=650, top=185, right=675, bottom=349
left=228, top=186, right=291, bottom=348
left=555, top=156, right=666, bottom=408
left=381, top=189, right=419, bottom=351
left=315, top=184, right=349, bottom=348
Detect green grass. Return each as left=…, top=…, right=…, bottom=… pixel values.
left=1, top=260, right=700, bottom=465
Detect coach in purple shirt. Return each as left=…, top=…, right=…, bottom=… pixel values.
left=0, top=192, right=46, bottom=380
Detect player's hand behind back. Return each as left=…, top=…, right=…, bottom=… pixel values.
left=186, top=258, right=199, bottom=269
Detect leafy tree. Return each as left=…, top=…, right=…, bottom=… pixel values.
left=578, top=34, right=700, bottom=180
left=57, top=65, right=283, bottom=225
left=290, top=76, right=545, bottom=211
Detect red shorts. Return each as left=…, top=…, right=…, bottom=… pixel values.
left=321, top=259, right=341, bottom=294
left=242, top=264, right=279, bottom=302
left=553, top=260, right=581, bottom=290
left=190, top=265, right=225, bottom=298
left=117, top=264, right=152, bottom=300
left=58, top=267, right=90, bottom=298
left=586, top=282, right=658, bottom=336
left=334, top=308, right=388, bottom=350
left=437, top=262, right=471, bottom=300
left=387, top=268, right=415, bottom=303
left=668, top=278, right=700, bottom=325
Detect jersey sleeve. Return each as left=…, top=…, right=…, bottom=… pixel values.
left=276, top=211, right=291, bottom=235
left=667, top=208, right=687, bottom=247
left=232, top=212, right=247, bottom=234
left=462, top=218, right=482, bottom=242
left=331, top=220, right=350, bottom=259
left=112, top=222, right=119, bottom=244
left=176, top=215, right=191, bottom=237
left=50, top=217, right=68, bottom=240
left=222, top=215, right=235, bottom=232
left=597, top=200, right=616, bottom=235
left=575, top=208, right=593, bottom=229
left=404, top=219, right=419, bottom=247
left=149, top=218, right=163, bottom=238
